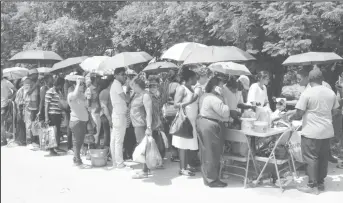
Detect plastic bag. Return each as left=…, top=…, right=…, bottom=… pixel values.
left=133, top=136, right=148, bottom=163
left=31, top=117, right=42, bottom=137
left=145, top=136, right=163, bottom=169
left=42, top=126, right=57, bottom=150
left=288, top=131, right=303, bottom=163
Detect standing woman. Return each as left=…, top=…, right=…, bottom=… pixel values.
left=67, top=76, right=89, bottom=166
left=197, top=76, right=230, bottom=187
left=130, top=76, right=154, bottom=179
left=173, top=67, right=199, bottom=176
left=247, top=71, right=270, bottom=108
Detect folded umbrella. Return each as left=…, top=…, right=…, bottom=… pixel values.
left=161, top=42, right=207, bottom=61
left=183, top=46, right=256, bottom=65
left=143, top=62, right=178, bottom=73
left=282, top=52, right=343, bottom=66
left=80, top=56, right=110, bottom=75
left=208, top=62, right=251, bottom=76
left=98, top=52, right=153, bottom=73
left=51, top=56, right=88, bottom=73
left=3, top=67, right=29, bottom=80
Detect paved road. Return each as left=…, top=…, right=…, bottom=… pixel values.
left=1, top=146, right=343, bottom=203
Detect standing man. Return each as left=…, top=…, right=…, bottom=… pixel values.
left=290, top=69, right=340, bottom=194
left=99, top=76, right=113, bottom=148
left=110, top=67, right=129, bottom=169
left=23, top=68, right=41, bottom=149
left=1, top=68, right=17, bottom=145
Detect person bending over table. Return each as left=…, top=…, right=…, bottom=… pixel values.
left=289, top=69, right=340, bottom=195
left=197, top=76, right=230, bottom=188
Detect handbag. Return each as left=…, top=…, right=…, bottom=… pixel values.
left=42, top=125, right=58, bottom=150
left=162, top=103, right=178, bottom=117
left=169, top=108, right=193, bottom=139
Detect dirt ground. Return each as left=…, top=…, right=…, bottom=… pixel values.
left=1, top=146, right=343, bottom=203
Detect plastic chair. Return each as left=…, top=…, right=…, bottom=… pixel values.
left=220, top=130, right=259, bottom=188
left=253, top=129, right=297, bottom=192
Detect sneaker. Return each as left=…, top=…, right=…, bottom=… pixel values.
left=297, top=185, right=319, bottom=195
left=116, top=163, right=126, bottom=169
left=179, top=169, right=195, bottom=176
left=132, top=171, right=149, bottom=179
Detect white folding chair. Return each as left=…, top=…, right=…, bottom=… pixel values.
left=253, top=129, right=297, bottom=192
left=220, top=130, right=259, bottom=188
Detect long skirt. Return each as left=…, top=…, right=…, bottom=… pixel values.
left=196, top=117, right=224, bottom=184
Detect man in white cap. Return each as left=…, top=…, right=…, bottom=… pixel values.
left=290, top=69, right=340, bottom=194
left=237, top=75, right=250, bottom=103
left=23, top=68, right=42, bottom=149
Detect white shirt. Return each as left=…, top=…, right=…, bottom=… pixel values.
left=247, top=83, right=268, bottom=106
left=222, top=86, right=243, bottom=111
left=296, top=85, right=339, bottom=139
left=110, top=79, right=127, bottom=115
left=305, top=81, right=331, bottom=90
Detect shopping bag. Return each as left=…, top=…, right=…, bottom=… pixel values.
left=145, top=136, right=163, bottom=169
left=288, top=130, right=303, bottom=163
left=44, top=126, right=58, bottom=150
left=152, top=131, right=166, bottom=158
left=31, top=116, right=42, bottom=137
left=133, top=136, right=148, bottom=164
left=169, top=108, right=193, bottom=139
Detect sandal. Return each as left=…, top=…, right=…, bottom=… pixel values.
left=132, top=171, right=149, bottom=179
left=171, top=157, right=180, bottom=162
left=179, top=169, right=195, bottom=176
left=187, top=166, right=199, bottom=173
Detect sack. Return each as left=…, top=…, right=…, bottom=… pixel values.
left=288, top=131, right=303, bottom=163
left=42, top=126, right=58, bottom=150
left=162, top=103, right=178, bottom=117
left=145, top=136, right=163, bottom=169
left=133, top=136, right=148, bottom=163
left=152, top=131, right=166, bottom=158
left=160, top=131, right=169, bottom=149
left=169, top=108, right=193, bottom=139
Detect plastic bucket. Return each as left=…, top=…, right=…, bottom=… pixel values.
left=89, top=148, right=109, bottom=167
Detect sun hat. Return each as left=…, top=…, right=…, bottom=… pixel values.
left=237, top=75, right=250, bottom=90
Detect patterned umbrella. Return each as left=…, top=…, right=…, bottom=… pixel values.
left=183, top=46, right=256, bottom=65
left=3, top=67, right=29, bottom=80
left=282, top=52, right=343, bottom=66
left=161, top=42, right=207, bottom=61
left=51, top=56, right=88, bottom=73
left=9, top=50, right=63, bottom=65
left=208, top=62, right=251, bottom=76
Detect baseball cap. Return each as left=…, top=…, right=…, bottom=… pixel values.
left=237, top=75, right=250, bottom=90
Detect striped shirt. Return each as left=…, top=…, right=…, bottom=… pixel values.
left=45, top=87, right=63, bottom=115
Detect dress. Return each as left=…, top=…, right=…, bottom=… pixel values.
left=172, top=85, right=199, bottom=150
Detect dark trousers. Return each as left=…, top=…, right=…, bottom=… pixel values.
left=65, top=108, right=73, bottom=150
left=196, top=117, right=224, bottom=184
left=301, top=136, right=330, bottom=186
left=124, top=124, right=136, bottom=160
left=163, top=116, right=179, bottom=158
left=48, top=114, right=62, bottom=147
left=70, top=120, right=87, bottom=162
left=99, top=115, right=111, bottom=147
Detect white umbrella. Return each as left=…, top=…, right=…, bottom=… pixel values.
left=3, top=67, right=29, bottom=80
left=37, top=67, right=51, bottom=74
left=183, top=46, right=256, bottom=65
left=282, top=52, right=343, bottom=66
left=80, top=56, right=110, bottom=75
left=208, top=62, right=251, bottom=76
left=161, top=42, right=207, bottom=61
left=98, top=52, right=152, bottom=73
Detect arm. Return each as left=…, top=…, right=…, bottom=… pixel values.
left=39, top=87, right=47, bottom=115
left=118, top=92, right=130, bottom=104
left=289, top=109, right=305, bottom=121
left=143, top=93, right=153, bottom=135
left=289, top=92, right=308, bottom=121
left=174, top=86, right=186, bottom=108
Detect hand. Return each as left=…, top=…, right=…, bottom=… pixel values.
left=145, top=127, right=152, bottom=136
left=45, top=117, right=49, bottom=125
left=109, top=118, right=113, bottom=128
left=76, top=76, right=84, bottom=85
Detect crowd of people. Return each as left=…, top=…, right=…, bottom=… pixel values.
left=1, top=64, right=342, bottom=191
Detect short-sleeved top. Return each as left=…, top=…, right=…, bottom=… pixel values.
left=23, top=78, right=40, bottom=110
left=1, top=79, right=15, bottom=108
left=295, top=85, right=339, bottom=139
left=68, top=92, right=89, bottom=122
left=86, top=85, right=101, bottom=114
left=45, top=87, right=63, bottom=115
left=247, top=83, right=268, bottom=106
left=306, top=81, right=331, bottom=90
left=110, top=79, right=127, bottom=115
left=99, top=87, right=112, bottom=117
left=222, top=86, right=243, bottom=111
left=199, top=93, right=230, bottom=122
